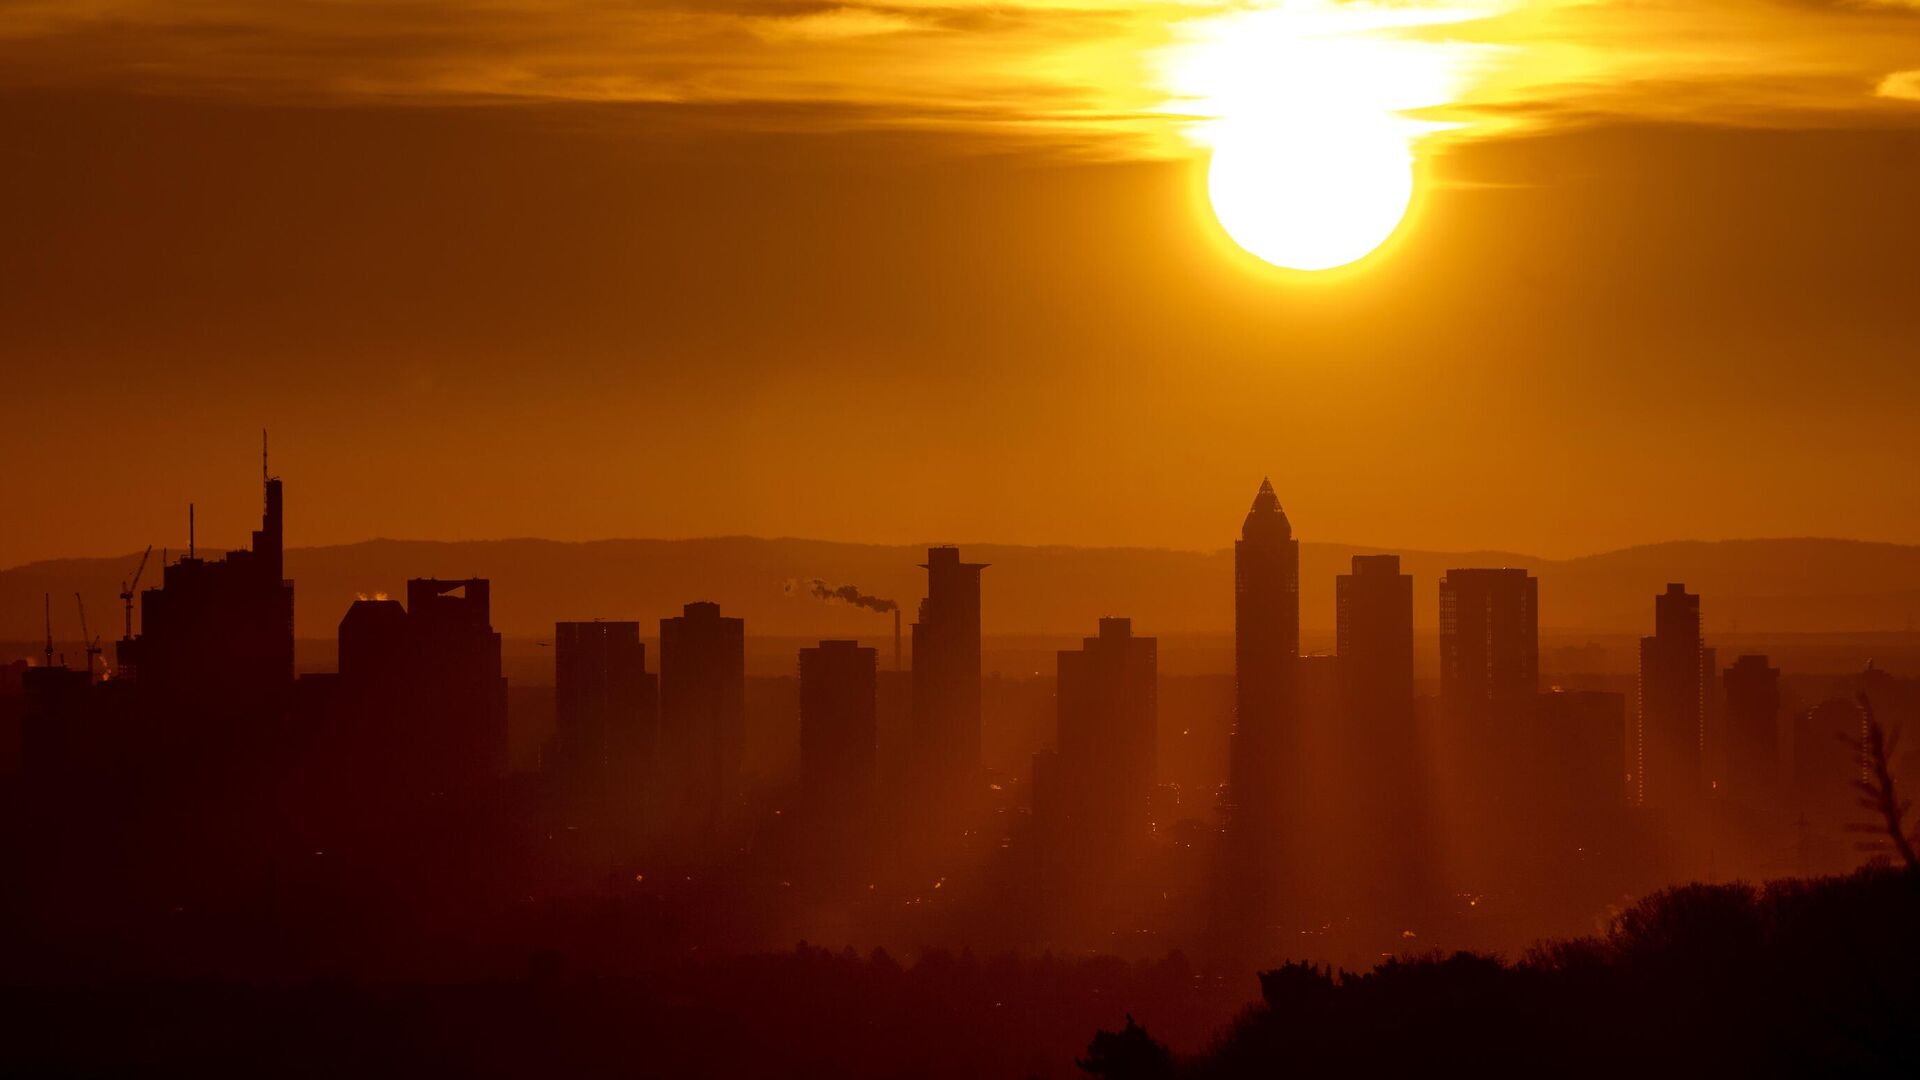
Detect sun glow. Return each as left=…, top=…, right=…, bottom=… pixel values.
left=1164, top=2, right=1500, bottom=272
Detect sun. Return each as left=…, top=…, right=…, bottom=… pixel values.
left=1160, top=1, right=1490, bottom=273
left=1207, top=118, right=1413, bottom=272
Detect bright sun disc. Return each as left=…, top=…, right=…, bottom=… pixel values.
left=1207, top=120, right=1414, bottom=272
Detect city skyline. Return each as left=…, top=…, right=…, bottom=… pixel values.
left=5, top=3, right=1918, bottom=1074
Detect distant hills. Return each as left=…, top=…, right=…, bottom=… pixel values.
left=6, top=535, right=1920, bottom=649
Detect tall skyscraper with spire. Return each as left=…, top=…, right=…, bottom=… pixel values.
left=1230, top=478, right=1299, bottom=824
left=119, top=451, right=294, bottom=728
left=1222, top=479, right=1300, bottom=944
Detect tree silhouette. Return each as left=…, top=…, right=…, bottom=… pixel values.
left=1850, top=694, right=1918, bottom=870
left=1077, top=1014, right=1173, bottom=1080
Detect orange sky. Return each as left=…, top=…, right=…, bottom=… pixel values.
left=3, top=1, right=1919, bottom=567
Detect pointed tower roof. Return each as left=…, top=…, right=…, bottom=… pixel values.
left=1242, top=477, right=1292, bottom=541
left=1250, top=477, right=1281, bottom=513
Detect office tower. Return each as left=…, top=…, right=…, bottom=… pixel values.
left=798, top=640, right=879, bottom=820
left=1537, top=689, right=1628, bottom=823
left=1438, top=568, right=1539, bottom=726
left=1229, top=478, right=1299, bottom=832
left=1632, top=584, right=1710, bottom=810
left=1052, top=617, right=1158, bottom=851
left=551, top=621, right=657, bottom=804
left=409, top=578, right=510, bottom=785
left=1335, top=554, right=1427, bottom=916
left=1337, top=554, right=1414, bottom=730
left=1791, top=698, right=1867, bottom=825
left=660, top=601, right=746, bottom=833
left=118, top=459, right=294, bottom=726
left=19, top=663, right=92, bottom=783
left=336, top=579, right=509, bottom=793
left=1723, top=655, right=1781, bottom=807
left=911, top=546, right=987, bottom=796
left=1217, top=479, right=1299, bottom=948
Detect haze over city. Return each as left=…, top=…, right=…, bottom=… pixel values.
left=3, top=2, right=1919, bottom=1077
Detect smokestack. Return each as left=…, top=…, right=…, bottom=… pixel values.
left=789, top=577, right=901, bottom=666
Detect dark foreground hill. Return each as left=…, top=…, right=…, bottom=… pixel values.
left=1085, top=866, right=1920, bottom=1079
left=8, top=535, right=1920, bottom=645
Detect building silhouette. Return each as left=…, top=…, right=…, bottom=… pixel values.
left=116, top=462, right=293, bottom=730
left=1229, top=479, right=1298, bottom=836
left=550, top=621, right=657, bottom=809
left=1337, top=555, right=1414, bottom=731
left=1334, top=554, right=1427, bottom=917
left=1438, top=568, right=1539, bottom=727
left=660, top=601, right=746, bottom=835
left=1220, top=479, right=1299, bottom=947
left=911, top=546, right=987, bottom=801
left=1052, top=617, right=1158, bottom=853
left=1632, top=584, right=1712, bottom=810
left=19, top=663, right=92, bottom=786
left=1537, top=688, right=1628, bottom=823
left=1791, top=698, right=1866, bottom=822
left=1791, top=697, right=1868, bottom=871
left=798, top=639, right=879, bottom=822
left=335, top=579, right=509, bottom=794
left=1723, top=655, right=1782, bottom=808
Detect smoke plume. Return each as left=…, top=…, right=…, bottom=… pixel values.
left=787, top=578, right=897, bottom=614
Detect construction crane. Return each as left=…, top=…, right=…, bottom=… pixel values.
left=42, top=593, right=53, bottom=669
left=120, top=545, right=152, bottom=641
left=76, top=593, right=101, bottom=682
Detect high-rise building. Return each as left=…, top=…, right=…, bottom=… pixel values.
left=551, top=621, right=656, bottom=804
left=19, top=663, right=93, bottom=784
left=1334, top=554, right=1427, bottom=917
left=1218, top=480, right=1300, bottom=947
left=409, top=579, right=510, bottom=785
left=1537, top=688, right=1628, bottom=823
left=1230, top=479, right=1299, bottom=832
left=336, top=579, right=509, bottom=793
left=1632, top=584, right=1710, bottom=810
left=1052, top=617, right=1158, bottom=851
left=1438, top=568, right=1538, bottom=726
left=1723, top=655, right=1781, bottom=807
left=1337, top=554, right=1414, bottom=730
left=1791, top=698, right=1867, bottom=825
left=798, top=639, right=879, bottom=820
left=911, top=547, right=987, bottom=796
left=330, top=578, right=507, bottom=797
left=118, top=459, right=293, bottom=727
left=660, top=601, right=746, bottom=833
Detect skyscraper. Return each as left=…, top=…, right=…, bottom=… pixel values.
left=1632, top=584, right=1709, bottom=810
left=1336, top=554, right=1414, bottom=730
left=911, top=546, right=987, bottom=797
left=333, top=578, right=508, bottom=794
left=1791, top=697, right=1870, bottom=872
left=1334, top=554, right=1425, bottom=916
left=1229, top=478, right=1298, bottom=832
left=1219, top=479, right=1299, bottom=947
left=1722, top=654, right=1781, bottom=808
left=119, top=458, right=294, bottom=728
left=1052, top=617, right=1158, bottom=852
left=1438, top=568, right=1538, bottom=726
left=660, top=601, right=746, bottom=834
left=1537, top=688, right=1628, bottom=823
left=798, top=639, right=879, bottom=821
left=551, top=621, right=657, bottom=805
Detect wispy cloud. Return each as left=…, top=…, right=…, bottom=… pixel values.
left=0, top=0, right=1915, bottom=155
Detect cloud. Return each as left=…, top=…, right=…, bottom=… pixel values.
left=1879, top=69, right=1920, bottom=100
left=0, top=0, right=1917, bottom=157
